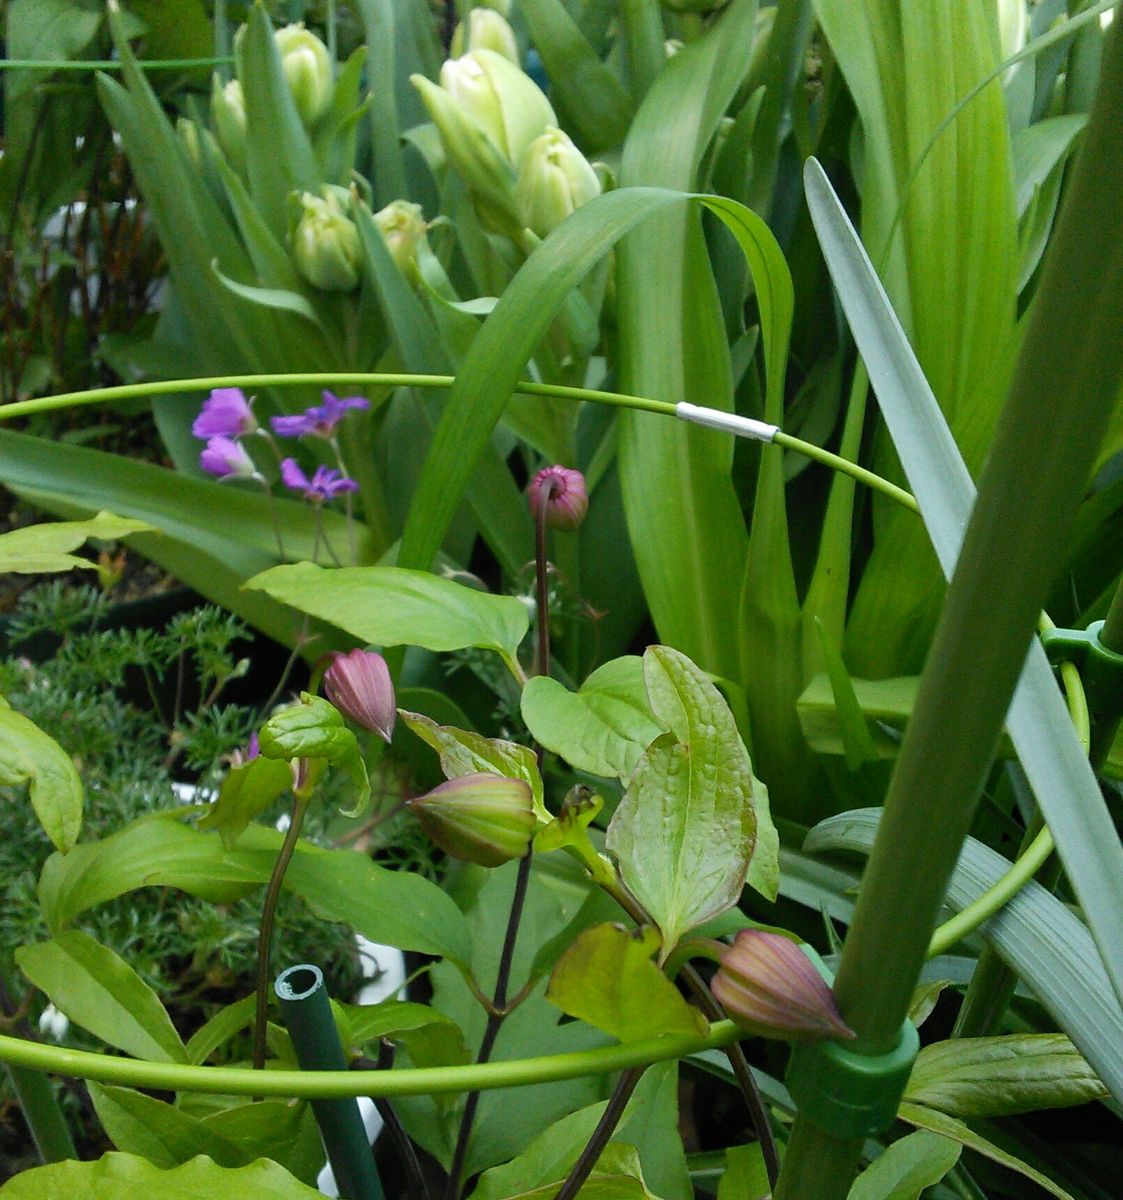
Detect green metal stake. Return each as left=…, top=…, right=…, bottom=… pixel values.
left=275, top=965, right=385, bottom=1200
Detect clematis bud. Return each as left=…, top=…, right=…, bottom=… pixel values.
left=436, top=50, right=556, bottom=166
left=373, top=200, right=427, bottom=281
left=451, top=8, right=520, bottom=63
left=710, top=930, right=856, bottom=1042
left=408, top=773, right=535, bottom=867
left=211, top=76, right=247, bottom=171
left=323, top=649, right=396, bottom=743
left=528, top=465, right=588, bottom=531
left=274, top=22, right=334, bottom=126
left=292, top=188, right=363, bottom=292
left=515, top=127, right=600, bottom=237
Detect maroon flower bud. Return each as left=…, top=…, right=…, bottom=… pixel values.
left=528, top=465, right=588, bottom=531
left=323, top=649, right=396, bottom=742
left=408, top=772, right=535, bottom=867
left=710, top=930, right=856, bottom=1042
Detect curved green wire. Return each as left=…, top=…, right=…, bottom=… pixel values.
left=0, top=370, right=1088, bottom=1086
left=0, top=1023, right=741, bottom=1099
left=0, top=57, right=235, bottom=71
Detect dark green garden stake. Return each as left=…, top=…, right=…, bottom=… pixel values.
left=275, top=965, right=385, bottom=1200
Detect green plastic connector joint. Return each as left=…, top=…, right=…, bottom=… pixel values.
left=785, top=1018, right=920, bottom=1140
left=1041, top=620, right=1123, bottom=717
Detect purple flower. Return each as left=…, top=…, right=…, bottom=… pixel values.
left=528, top=465, right=588, bottom=531
left=280, top=457, right=360, bottom=501
left=200, top=436, right=258, bottom=479
left=270, top=390, right=370, bottom=438
left=193, top=388, right=257, bottom=439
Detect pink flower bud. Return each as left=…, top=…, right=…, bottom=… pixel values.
left=323, top=649, right=396, bottom=742
left=710, top=930, right=855, bottom=1042
left=408, top=772, right=535, bottom=867
left=528, top=465, right=588, bottom=531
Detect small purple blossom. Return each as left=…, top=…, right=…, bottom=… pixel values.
left=192, top=388, right=257, bottom=439
left=270, top=390, right=370, bottom=438
left=280, top=457, right=360, bottom=501
left=528, top=465, right=588, bottom=531
left=200, top=436, right=258, bottom=479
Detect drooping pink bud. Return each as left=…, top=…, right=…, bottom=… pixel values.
left=710, top=930, right=856, bottom=1042
left=528, top=466, right=588, bottom=531
left=408, top=772, right=535, bottom=867
left=323, top=649, right=396, bottom=742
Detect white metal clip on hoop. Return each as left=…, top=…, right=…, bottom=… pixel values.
left=675, top=403, right=780, bottom=443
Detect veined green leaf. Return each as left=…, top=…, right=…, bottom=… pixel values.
left=245, top=562, right=529, bottom=672
left=520, top=656, right=662, bottom=781
left=546, top=923, right=707, bottom=1042
left=896, top=1104, right=1075, bottom=1200
left=0, top=512, right=153, bottom=574
left=606, top=647, right=776, bottom=954
left=89, top=1085, right=246, bottom=1169
left=0, top=705, right=83, bottom=852
left=847, top=1130, right=960, bottom=1200
left=38, top=811, right=472, bottom=967
left=0, top=1152, right=324, bottom=1198
left=905, top=1034, right=1107, bottom=1118
left=16, top=933, right=187, bottom=1063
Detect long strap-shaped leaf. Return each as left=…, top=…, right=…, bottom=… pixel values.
left=805, top=808, right=1123, bottom=1104
left=397, top=188, right=792, bottom=578
left=804, top=155, right=1123, bottom=1013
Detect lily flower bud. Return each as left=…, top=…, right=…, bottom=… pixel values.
left=408, top=773, right=535, bottom=867
left=515, top=127, right=601, bottom=237
left=274, top=22, right=334, bottom=127
left=323, top=649, right=396, bottom=743
left=451, top=8, right=520, bottom=63
left=177, top=118, right=202, bottom=168
left=528, top=465, right=588, bottom=531
left=211, top=76, right=247, bottom=171
left=710, top=930, right=856, bottom=1042
left=373, top=200, right=427, bottom=281
left=436, top=49, right=556, bottom=166
left=411, top=72, right=521, bottom=237
left=291, top=188, right=362, bottom=292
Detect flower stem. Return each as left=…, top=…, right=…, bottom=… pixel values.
left=552, top=1067, right=645, bottom=1200
left=253, top=789, right=311, bottom=1071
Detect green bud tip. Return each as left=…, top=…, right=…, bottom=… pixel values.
left=408, top=773, right=536, bottom=867
left=274, top=22, right=334, bottom=126
left=292, top=188, right=363, bottom=292
left=710, top=930, right=856, bottom=1042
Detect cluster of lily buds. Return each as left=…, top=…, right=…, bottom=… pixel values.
left=411, top=18, right=602, bottom=240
